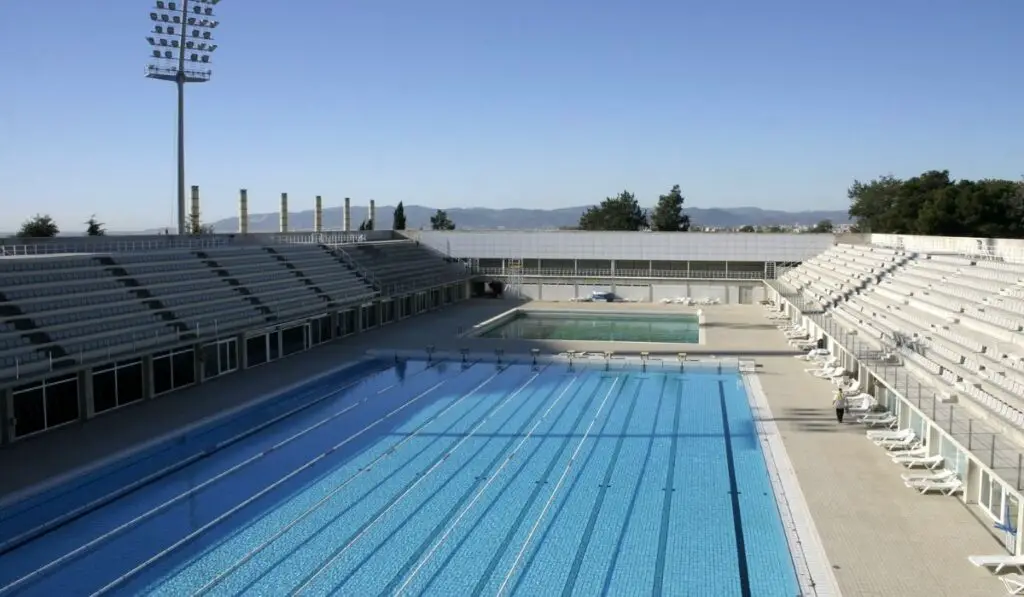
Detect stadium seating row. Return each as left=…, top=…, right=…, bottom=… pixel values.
left=0, top=240, right=466, bottom=380
left=782, top=244, right=1024, bottom=433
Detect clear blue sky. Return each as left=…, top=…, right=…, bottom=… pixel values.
left=1, top=0, right=1022, bottom=231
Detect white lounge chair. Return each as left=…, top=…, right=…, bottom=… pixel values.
left=867, top=427, right=912, bottom=440
left=837, top=377, right=861, bottom=393
left=906, top=477, right=963, bottom=495
left=892, top=454, right=944, bottom=469
left=968, top=555, right=1024, bottom=574
left=812, top=367, right=846, bottom=380
left=794, top=348, right=830, bottom=361
left=901, top=469, right=955, bottom=483
left=875, top=434, right=919, bottom=450
left=1001, top=574, right=1024, bottom=595
left=861, top=413, right=897, bottom=428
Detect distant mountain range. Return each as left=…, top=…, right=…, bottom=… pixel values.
left=187, top=205, right=849, bottom=233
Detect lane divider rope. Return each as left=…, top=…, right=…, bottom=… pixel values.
left=289, top=368, right=545, bottom=597
left=394, top=375, right=580, bottom=596
left=494, top=376, right=620, bottom=597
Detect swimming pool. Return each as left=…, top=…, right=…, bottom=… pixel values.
left=478, top=311, right=701, bottom=343
left=0, top=357, right=799, bottom=596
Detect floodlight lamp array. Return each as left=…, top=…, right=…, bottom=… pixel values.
left=146, top=0, right=220, bottom=75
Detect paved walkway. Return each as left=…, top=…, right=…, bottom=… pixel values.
left=0, top=300, right=1007, bottom=596
left=740, top=307, right=1004, bottom=597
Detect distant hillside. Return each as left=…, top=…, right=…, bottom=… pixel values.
left=190, top=205, right=849, bottom=233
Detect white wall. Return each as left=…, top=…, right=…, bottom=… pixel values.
left=514, top=281, right=761, bottom=303
left=410, top=231, right=833, bottom=262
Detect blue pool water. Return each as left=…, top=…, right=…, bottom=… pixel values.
left=0, top=358, right=800, bottom=597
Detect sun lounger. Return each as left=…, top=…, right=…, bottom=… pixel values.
left=808, top=365, right=843, bottom=378
left=861, top=413, right=897, bottom=428
left=866, top=427, right=912, bottom=440
left=969, top=555, right=1024, bottom=575
left=901, top=469, right=954, bottom=483
left=875, top=435, right=919, bottom=450
left=1001, top=574, right=1024, bottom=595
left=906, top=477, right=963, bottom=495
left=794, top=350, right=828, bottom=361
left=891, top=454, right=944, bottom=469
left=968, top=555, right=1024, bottom=574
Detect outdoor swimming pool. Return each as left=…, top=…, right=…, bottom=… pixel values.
left=478, top=311, right=701, bottom=343
left=0, top=357, right=798, bottom=596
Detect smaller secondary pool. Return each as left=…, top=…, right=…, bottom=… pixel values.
left=478, top=311, right=700, bottom=343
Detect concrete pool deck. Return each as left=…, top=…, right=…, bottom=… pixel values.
left=0, top=299, right=1005, bottom=596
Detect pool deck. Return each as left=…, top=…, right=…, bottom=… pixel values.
left=0, top=300, right=1005, bottom=596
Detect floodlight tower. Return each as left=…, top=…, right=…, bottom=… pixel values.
left=145, top=0, right=221, bottom=235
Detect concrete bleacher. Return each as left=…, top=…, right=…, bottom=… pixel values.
left=341, top=240, right=470, bottom=293
left=784, top=244, right=1024, bottom=434
left=0, top=245, right=378, bottom=380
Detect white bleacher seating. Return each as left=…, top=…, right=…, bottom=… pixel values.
left=782, top=245, right=1024, bottom=433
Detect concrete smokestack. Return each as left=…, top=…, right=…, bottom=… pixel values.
left=343, top=197, right=351, bottom=232
left=369, top=199, right=376, bottom=230
left=238, top=189, right=249, bottom=234
left=314, top=195, right=323, bottom=233
left=189, top=185, right=200, bottom=234
left=280, top=192, right=289, bottom=233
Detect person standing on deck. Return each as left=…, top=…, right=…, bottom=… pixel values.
left=833, top=387, right=848, bottom=423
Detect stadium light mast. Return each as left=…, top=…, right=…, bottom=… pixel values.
left=145, top=0, right=221, bottom=235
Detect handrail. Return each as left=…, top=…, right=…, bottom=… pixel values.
left=0, top=238, right=229, bottom=256
left=474, top=267, right=765, bottom=280
left=325, top=244, right=381, bottom=293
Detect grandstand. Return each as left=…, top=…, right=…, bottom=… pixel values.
left=0, top=233, right=471, bottom=442
left=770, top=232, right=1024, bottom=564
left=2, top=228, right=1023, bottom=594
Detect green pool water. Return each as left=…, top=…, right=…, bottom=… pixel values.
left=478, top=312, right=700, bottom=343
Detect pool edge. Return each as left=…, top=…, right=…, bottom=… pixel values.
left=0, top=356, right=378, bottom=512
left=742, top=371, right=843, bottom=597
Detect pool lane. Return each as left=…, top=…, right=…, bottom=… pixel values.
left=507, top=374, right=640, bottom=596
left=604, top=375, right=679, bottom=595
left=406, top=373, right=607, bottom=596
left=138, top=362, right=510, bottom=597
left=567, top=374, right=666, bottom=597
left=314, top=366, right=574, bottom=595
left=0, top=360, right=462, bottom=596
left=661, top=377, right=739, bottom=597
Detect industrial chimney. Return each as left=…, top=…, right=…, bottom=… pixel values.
left=238, top=189, right=249, bottom=234
left=189, top=185, right=201, bottom=234
left=369, top=199, right=376, bottom=230
left=280, top=192, right=289, bottom=233
left=343, top=197, right=351, bottom=232
left=314, top=195, right=323, bottom=233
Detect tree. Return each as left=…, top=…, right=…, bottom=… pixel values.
left=578, top=190, right=648, bottom=231
left=738, top=225, right=755, bottom=232
left=848, top=170, right=1024, bottom=238
left=809, top=219, right=834, bottom=233
left=85, top=215, right=106, bottom=236
left=650, top=184, right=690, bottom=231
left=186, top=216, right=216, bottom=235
left=17, top=214, right=59, bottom=238
left=358, top=219, right=374, bottom=231
left=430, top=209, right=455, bottom=230
left=393, top=202, right=407, bottom=230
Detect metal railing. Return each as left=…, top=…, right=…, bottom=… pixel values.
left=771, top=279, right=1024, bottom=491
left=474, top=267, right=765, bottom=280
left=269, top=232, right=369, bottom=246
left=0, top=238, right=229, bottom=256
left=325, top=245, right=381, bottom=292
left=0, top=292, right=381, bottom=382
